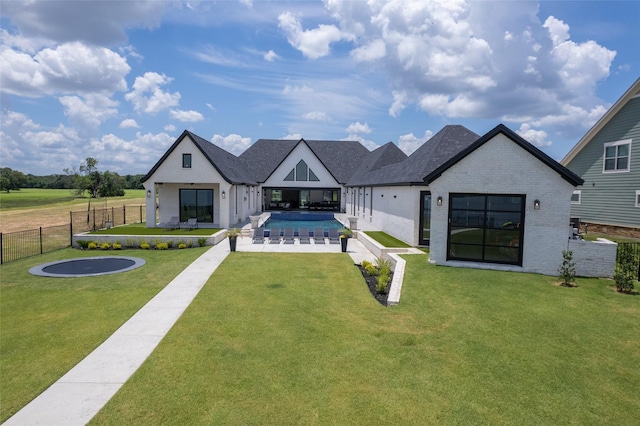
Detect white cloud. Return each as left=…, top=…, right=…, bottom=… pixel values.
left=344, top=134, right=378, bottom=151
left=346, top=122, right=372, bottom=134
left=303, top=111, right=331, bottom=121
left=59, top=93, right=119, bottom=133
left=125, top=72, right=181, bottom=114
left=120, top=119, right=140, bottom=129
left=0, top=42, right=130, bottom=97
left=351, top=39, right=386, bottom=62
left=164, top=124, right=177, bottom=132
left=397, top=130, right=434, bottom=155
left=282, top=133, right=303, bottom=140
left=516, top=123, right=551, bottom=148
left=264, top=50, right=280, bottom=61
left=211, top=134, right=253, bottom=155
left=169, top=109, right=204, bottom=122
left=278, top=11, right=351, bottom=59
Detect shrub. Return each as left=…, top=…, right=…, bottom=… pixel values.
left=365, top=264, right=379, bottom=276
left=178, top=243, right=187, bottom=249
left=100, top=242, right=111, bottom=250
left=376, top=272, right=390, bottom=294
left=198, top=237, right=207, bottom=247
left=155, top=242, right=169, bottom=250
left=376, top=257, right=393, bottom=275
left=361, top=260, right=373, bottom=269
left=167, top=240, right=174, bottom=249
left=614, top=246, right=636, bottom=293
left=140, top=242, right=150, bottom=250
left=125, top=238, right=136, bottom=248
left=112, top=243, right=122, bottom=250
left=187, top=240, right=194, bottom=248
left=87, top=242, right=97, bottom=250
left=76, top=240, right=90, bottom=249
left=558, top=250, right=576, bottom=287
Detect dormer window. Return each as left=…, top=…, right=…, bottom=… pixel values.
left=183, top=153, right=192, bottom=168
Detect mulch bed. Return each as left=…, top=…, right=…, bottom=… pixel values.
left=356, top=264, right=393, bottom=306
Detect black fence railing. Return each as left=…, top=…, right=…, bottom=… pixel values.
left=616, top=242, right=640, bottom=281
left=0, top=205, right=146, bottom=264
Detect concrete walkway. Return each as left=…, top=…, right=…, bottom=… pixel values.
left=5, top=237, right=377, bottom=425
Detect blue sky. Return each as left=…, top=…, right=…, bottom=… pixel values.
left=1, top=0, right=638, bottom=176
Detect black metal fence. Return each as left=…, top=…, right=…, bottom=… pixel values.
left=616, top=242, right=640, bottom=281
left=0, top=204, right=146, bottom=264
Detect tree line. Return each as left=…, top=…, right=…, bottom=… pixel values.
left=0, top=157, right=145, bottom=195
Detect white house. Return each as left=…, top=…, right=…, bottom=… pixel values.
left=142, top=124, right=584, bottom=276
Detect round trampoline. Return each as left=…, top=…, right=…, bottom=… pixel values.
left=29, top=256, right=146, bottom=278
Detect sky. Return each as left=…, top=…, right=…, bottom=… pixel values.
left=1, top=0, right=638, bottom=176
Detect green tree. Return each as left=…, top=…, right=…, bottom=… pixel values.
left=98, top=171, right=126, bottom=197
left=0, top=168, right=27, bottom=192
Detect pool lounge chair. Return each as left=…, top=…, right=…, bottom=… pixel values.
left=181, top=217, right=198, bottom=231
left=328, top=228, right=340, bottom=244
left=164, top=216, right=180, bottom=230
left=269, top=227, right=281, bottom=244
left=298, top=227, right=310, bottom=244
left=252, top=228, right=266, bottom=244
left=283, top=227, right=295, bottom=244
left=313, top=228, right=325, bottom=244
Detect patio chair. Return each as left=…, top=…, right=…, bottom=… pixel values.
left=313, top=227, right=325, bottom=244
left=268, top=227, right=281, bottom=244
left=283, top=227, right=295, bottom=244
left=328, top=228, right=340, bottom=244
left=252, top=228, right=266, bottom=244
left=166, top=216, right=180, bottom=230
left=181, top=217, right=198, bottom=231
left=298, top=227, right=311, bottom=244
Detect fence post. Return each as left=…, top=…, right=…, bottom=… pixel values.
left=140, top=205, right=143, bottom=223
left=112, top=207, right=115, bottom=226
left=39, top=227, right=43, bottom=254
left=1, top=233, right=3, bottom=265
left=123, top=204, right=127, bottom=224
left=93, top=208, right=96, bottom=231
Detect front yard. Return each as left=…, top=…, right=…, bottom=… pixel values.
left=90, top=254, right=639, bottom=425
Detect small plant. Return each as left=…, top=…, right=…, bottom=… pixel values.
left=365, top=264, right=379, bottom=276
left=100, top=242, right=111, bottom=250
left=376, top=257, right=393, bottom=275
left=198, top=237, right=207, bottom=247
left=167, top=240, right=174, bottom=249
left=112, top=242, right=122, bottom=250
left=361, top=260, right=373, bottom=269
left=87, top=242, right=98, bottom=250
left=76, top=240, right=90, bottom=249
left=339, top=227, right=353, bottom=238
left=614, top=246, right=636, bottom=293
left=226, top=228, right=242, bottom=239
left=125, top=238, right=136, bottom=248
left=155, top=242, right=169, bottom=250
left=140, top=242, right=150, bottom=250
left=187, top=240, right=194, bottom=248
left=558, top=250, right=576, bottom=287
left=376, top=272, right=390, bottom=294
left=178, top=243, right=187, bottom=249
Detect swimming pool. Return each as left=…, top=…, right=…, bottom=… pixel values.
left=262, top=213, right=343, bottom=236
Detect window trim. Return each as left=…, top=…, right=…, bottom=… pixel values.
left=571, top=190, right=582, bottom=205
left=635, top=190, right=640, bottom=208
left=182, top=153, right=192, bottom=169
left=602, top=139, right=631, bottom=173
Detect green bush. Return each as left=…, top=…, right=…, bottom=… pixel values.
left=167, top=240, right=174, bottom=249
left=87, top=242, right=97, bottom=250
left=198, top=238, right=207, bottom=247
left=614, top=246, right=636, bottom=293
left=125, top=238, right=136, bottom=248
left=361, top=260, right=373, bottom=269
left=76, top=240, right=90, bottom=249
left=376, top=272, right=390, bottom=294
left=100, top=242, right=111, bottom=250
left=112, top=243, right=122, bottom=250
left=187, top=240, right=194, bottom=248
left=376, top=257, right=393, bottom=276
left=178, top=243, right=187, bottom=249
left=155, top=242, right=169, bottom=250
left=365, top=264, right=379, bottom=276
left=140, top=242, right=150, bottom=250
left=558, top=250, right=576, bottom=287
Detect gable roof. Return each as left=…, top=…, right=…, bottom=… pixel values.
left=561, top=77, right=640, bottom=166
left=347, top=125, right=479, bottom=186
left=425, top=124, right=584, bottom=186
left=240, top=138, right=370, bottom=184
left=142, top=130, right=256, bottom=185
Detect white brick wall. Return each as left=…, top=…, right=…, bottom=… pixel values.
left=568, top=238, right=617, bottom=278
left=428, top=133, right=576, bottom=276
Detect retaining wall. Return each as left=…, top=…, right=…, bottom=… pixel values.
left=568, top=238, right=617, bottom=278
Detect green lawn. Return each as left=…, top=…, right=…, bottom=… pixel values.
left=92, top=254, right=640, bottom=425
left=88, top=222, right=220, bottom=236
left=364, top=231, right=412, bottom=248
left=0, top=247, right=209, bottom=422
left=0, top=188, right=145, bottom=210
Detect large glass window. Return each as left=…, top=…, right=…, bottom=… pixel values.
left=179, top=189, right=213, bottom=223
left=419, top=191, right=431, bottom=246
left=448, top=194, right=525, bottom=265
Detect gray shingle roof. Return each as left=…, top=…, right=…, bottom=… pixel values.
left=347, top=125, right=480, bottom=186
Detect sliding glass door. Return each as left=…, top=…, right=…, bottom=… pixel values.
left=179, top=189, right=213, bottom=223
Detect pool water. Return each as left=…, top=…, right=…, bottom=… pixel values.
left=265, top=219, right=342, bottom=231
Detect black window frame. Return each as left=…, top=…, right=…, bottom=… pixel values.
left=182, top=153, right=192, bottom=169
left=447, top=193, right=525, bottom=266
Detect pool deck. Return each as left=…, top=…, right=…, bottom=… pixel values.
left=4, top=229, right=381, bottom=425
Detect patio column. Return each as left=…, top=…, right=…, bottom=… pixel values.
left=144, top=182, right=157, bottom=227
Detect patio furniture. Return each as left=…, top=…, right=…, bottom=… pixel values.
left=298, top=227, right=310, bottom=244
left=313, top=228, right=325, bottom=244
left=283, top=227, right=295, bottom=244
left=181, top=217, right=198, bottom=231
left=268, top=227, right=281, bottom=244
left=252, top=228, right=266, bottom=244
left=328, top=228, right=340, bottom=244
left=165, top=216, right=180, bottom=230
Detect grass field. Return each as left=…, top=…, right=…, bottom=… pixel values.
left=90, top=254, right=640, bottom=425
left=88, top=222, right=220, bottom=236
left=364, top=231, right=412, bottom=248
left=0, top=247, right=209, bottom=423
left=0, top=189, right=146, bottom=233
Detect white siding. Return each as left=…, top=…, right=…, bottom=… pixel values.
left=429, top=133, right=575, bottom=275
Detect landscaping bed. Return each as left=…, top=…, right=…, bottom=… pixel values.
left=356, top=262, right=393, bottom=306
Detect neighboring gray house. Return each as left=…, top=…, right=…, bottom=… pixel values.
left=561, top=77, right=640, bottom=237
left=143, top=123, right=584, bottom=275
